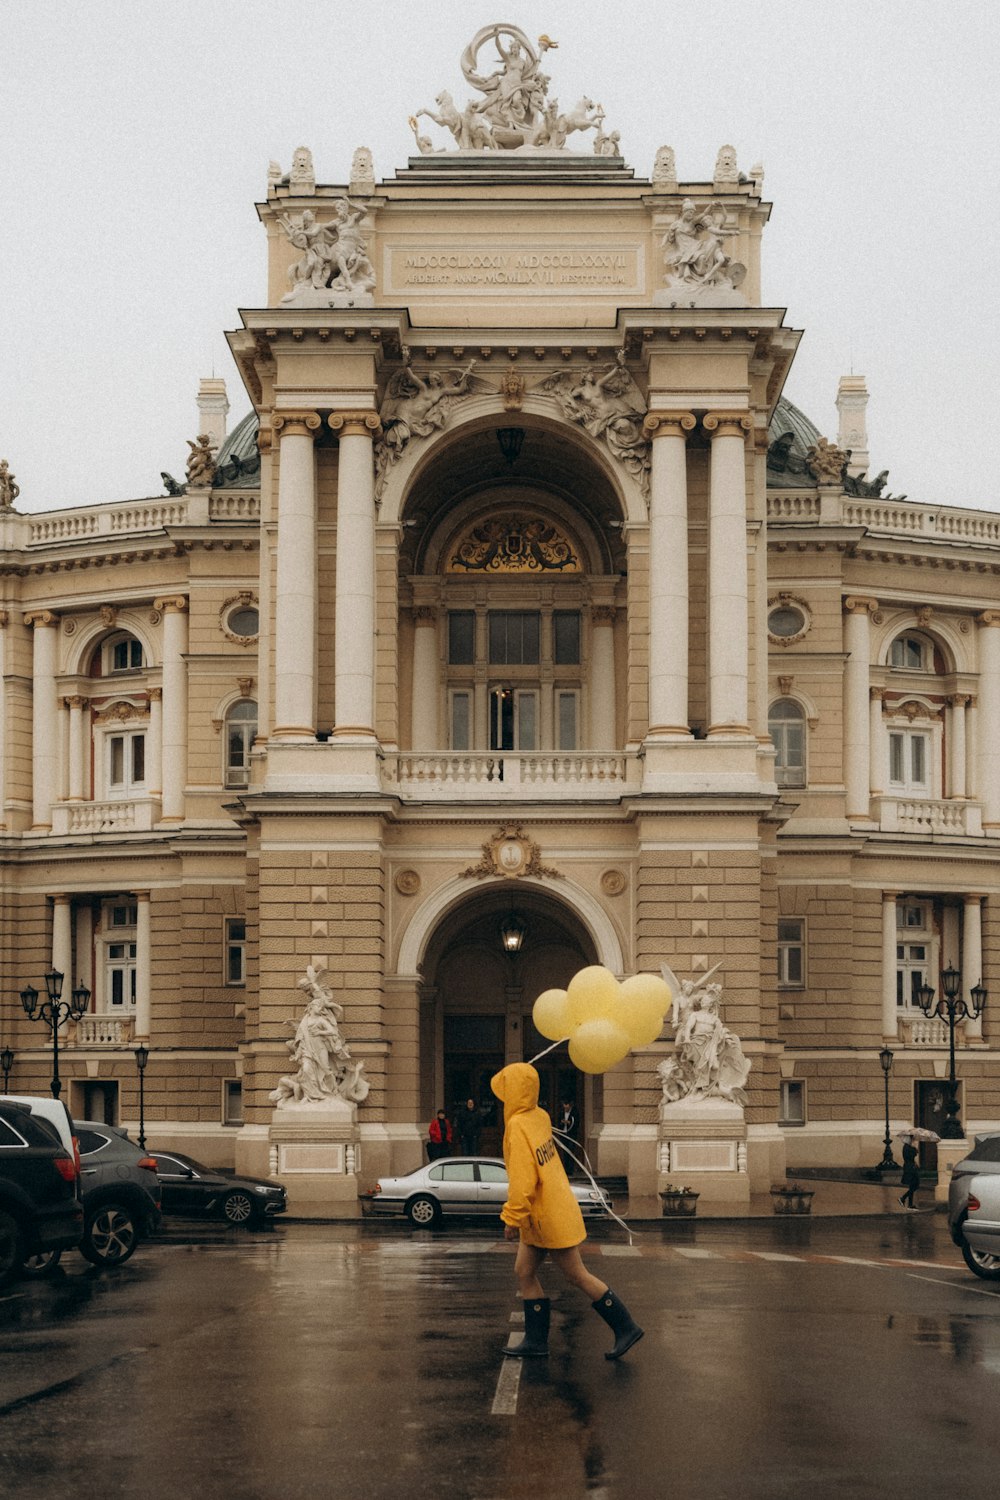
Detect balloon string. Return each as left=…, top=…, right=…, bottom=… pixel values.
left=527, top=1037, right=569, bottom=1064
left=552, top=1125, right=635, bottom=1245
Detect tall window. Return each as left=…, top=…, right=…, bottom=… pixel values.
left=107, top=730, right=146, bottom=798
left=896, top=901, right=932, bottom=1011
left=225, top=700, right=257, bottom=788
left=443, top=606, right=582, bottom=752
left=489, top=612, right=540, bottom=665
left=889, top=729, right=930, bottom=794
left=101, top=900, right=137, bottom=1014
left=225, top=918, right=246, bottom=985
left=769, top=699, right=806, bottom=787
left=777, top=919, right=805, bottom=987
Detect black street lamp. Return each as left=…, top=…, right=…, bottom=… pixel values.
left=876, top=1045, right=897, bottom=1172
left=19, top=970, right=91, bottom=1099
left=916, top=964, right=988, bottom=1139
left=1, top=1047, right=14, bottom=1094
left=134, top=1044, right=149, bottom=1150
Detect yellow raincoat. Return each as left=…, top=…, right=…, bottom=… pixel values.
left=491, top=1063, right=586, bottom=1249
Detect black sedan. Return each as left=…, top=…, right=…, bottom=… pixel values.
left=151, top=1150, right=287, bottom=1225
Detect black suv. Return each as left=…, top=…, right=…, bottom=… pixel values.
left=0, top=1100, right=83, bottom=1285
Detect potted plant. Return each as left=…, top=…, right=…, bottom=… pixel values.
left=770, top=1182, right=814, bottom=1215
left=660, top=1183, right=699, bottom=1217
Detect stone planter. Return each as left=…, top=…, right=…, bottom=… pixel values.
left=770, top=1186, right=814, bottom=1215
left=660, top=1191, right=699, bottom=1217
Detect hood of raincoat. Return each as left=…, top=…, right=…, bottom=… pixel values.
left=491, top=1063, right=540, bottom=1127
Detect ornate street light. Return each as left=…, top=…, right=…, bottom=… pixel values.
left=876, top=1045, right=897, bottom=1173
left=499, top=913, right=527, bottom=955
left=916, top=963, right=987, bottom=1139
left=1, top=1047, right=14, bottom=1094
left=19, top=969, right=91, bottom=1099
left=134, top=1044, right=149, bottom=1150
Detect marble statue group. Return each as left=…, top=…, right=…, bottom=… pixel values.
left=277, top=197, right=376, bottom=308
left=270, top=966, right=369, bottom=1107
left=657, top=965, right=752, bottom=1107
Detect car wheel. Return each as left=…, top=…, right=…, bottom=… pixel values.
left=21, top=1248, right=63, bottom=1278
left=961, top=1238, right=1000, bottom=1280
left=406, top=1195, right=441, bottom=1229
left=0, top=1210, right=24, bottom=1286
left=81, top=1202, right=139, bottom=1266
left=222, top=1191, right=256, bottom=1226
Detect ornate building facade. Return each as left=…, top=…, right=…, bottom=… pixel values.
left=2, top=25, right=997, bottom=1208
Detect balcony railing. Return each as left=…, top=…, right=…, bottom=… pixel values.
left=901, top=1016, right=954, bottom=1047
left=767, top=491, right=1000, bottom=546
left=874, top=796, right=983, bottom=837
left=384, top=752, right=640, bottom=801
left=74, top=1015, right=134, bottom=1046
left=51, top=797, right=161, bottom=835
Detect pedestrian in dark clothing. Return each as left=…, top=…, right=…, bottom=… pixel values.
left=457, top=1098, right=481, bottom=1155
left=428, top=1109, right=453, bottom=1161
left=899, top=1136, right=920, bottom=1208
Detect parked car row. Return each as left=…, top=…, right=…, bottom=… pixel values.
left=0, top=1094, right=287, bottom=1286
left=363, top=1156, right=613, bottom=1227
left=948, top=1132, right=1000, bottom=1280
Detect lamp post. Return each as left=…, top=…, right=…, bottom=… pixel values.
left=134, top=1044, right=149, bottom=1150
left=1, top=1047, right=13, bottom=1094
left=876, top=1045, right=896, bottom=1173
left=19, top=970, right=91, bottom=1099
left=916, top=964, right=988, bottom=1139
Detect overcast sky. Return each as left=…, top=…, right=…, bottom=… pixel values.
left=3, top=1, right=998, bottom=513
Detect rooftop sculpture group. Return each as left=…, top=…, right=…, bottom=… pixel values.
left=411, top=24, right=617, bottom=155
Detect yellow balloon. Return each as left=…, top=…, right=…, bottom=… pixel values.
left=565, top=965, right=621, bottom=1027
left=618, top=973, right=672, bottom=1048
left=569, top=1017, right=632, bottom=1074
left=532, top=988, right=571, bottom=1041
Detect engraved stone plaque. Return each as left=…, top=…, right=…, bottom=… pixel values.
left=279, top=1143, right=346, bottom=1174
left=384, top=243, right=645, bottom=297
left=670, top=1140, right=738, bottom=1173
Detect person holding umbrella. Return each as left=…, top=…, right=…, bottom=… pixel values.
left=896, top=1127, right=938, bottom=1209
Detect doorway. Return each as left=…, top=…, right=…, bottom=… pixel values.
left=916, top=1079, right=951, bottom=1171
left=444, top=1014, right=504, bottom=1156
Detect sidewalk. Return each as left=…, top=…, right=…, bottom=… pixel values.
left=624, top=1173, right=940, bottom=1220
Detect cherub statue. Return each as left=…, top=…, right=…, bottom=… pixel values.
left=185, top=435, right=217, bottom=488
left=657, top=962, right=751, bottom=1107
left=0, top=459, right=19, bottom=511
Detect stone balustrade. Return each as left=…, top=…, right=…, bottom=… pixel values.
left=874, top=796, right=983, bottom=837
left=50, top=798, right=160, bottom=835
left=385, top=752, right=638, bottom=800
left=768, top=492, right=1000, bottom=545
left=74, top=1015, right=134, bottom=1046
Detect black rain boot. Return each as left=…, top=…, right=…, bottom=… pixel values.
left=592, top=1288, right=644, bottom=1361
left=504, top=1296, right=550, bottom=1358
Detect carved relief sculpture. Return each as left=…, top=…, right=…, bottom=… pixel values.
left=449, top=515, right=578, bottom=573
left=277, top=199, right=375, bottom=309
left=270, top=966, right=369, bottom=1107
left=539, top=352, right=650, bottom=495
left=658, top=200, right=747, bottom=306
left=185, top=434, right=217, bottom=488
left=412, top=24, right=617, bottom=155
left=713, top=144, right=740, bottom=187
left=350, top=146, right=376, bottom=195
left=656, top=964, right=751, bottom=1107
left=375, top=352, right=487, bottom=498
left=0, top=459, right=19, bottom=511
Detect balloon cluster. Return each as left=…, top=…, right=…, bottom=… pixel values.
left=532, top=966, right=674, bottom=1075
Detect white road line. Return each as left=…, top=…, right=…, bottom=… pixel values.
left=601, top=1245, right=641, bottom=1257
left=491, top=1347, right=523, bottom=1414
left=906, top=1272, right=1000, bottom=1297
left=752, top=1252, right=805, bottom=1262
left=672, top=1247, right=720, bottom=1258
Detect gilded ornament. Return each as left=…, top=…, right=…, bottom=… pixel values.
left=462, top=825, right=562, bottom=881
left=449, top=515, right=578, bottom=574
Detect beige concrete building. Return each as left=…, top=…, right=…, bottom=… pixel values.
left=2, top=28, right=998, bottom=1209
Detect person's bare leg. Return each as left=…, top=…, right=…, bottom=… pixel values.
left=550, top=1244, right=607, bottom=1301
left=514, top=1241, right=546, bottom=1299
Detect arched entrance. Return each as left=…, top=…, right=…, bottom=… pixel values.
left=419, top=885, right=597, bottom=1160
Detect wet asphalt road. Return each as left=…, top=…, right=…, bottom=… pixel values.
left=2, top=1214, right=1000, bottom=1500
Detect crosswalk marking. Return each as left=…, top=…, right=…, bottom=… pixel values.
left=752, top=1252, right=805, bottom=1262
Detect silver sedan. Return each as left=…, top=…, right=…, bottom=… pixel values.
left=363, top=1156, right=612, bottom=1228
left=956, top=1171, right=1000, bottom=1280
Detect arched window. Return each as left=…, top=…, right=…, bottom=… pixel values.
left=889, top=633, right=928, bottom=670
left=225, top=700, right=257, bottom=788
left=769, top=699, right=806, bottom=787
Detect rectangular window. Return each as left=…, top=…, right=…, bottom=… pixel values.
left=889, top=730, right=930, bottom=793
left=553, top=611, right=581, bottom=665
left=488, top=611, right=540, bottom=665
left=516, top=690, right=537, bottom=751
left=223, top=1081, right=243, bottom=1126
left=556, top=690, right=579, bottom=751
left=896, top=943, right=929, bottom=1008
left=779, top=1080, right=806, bottom=1124
left=107, top=732, right=146, bottom=798
left=448, top=612, right=475, bottom=665
left=225, top=918, right=246, bottom=986
left=449, top=690, right=472, bottom=751
left=777, top=919, right=805, bottom=987
left=107, top=942, right=137, bottom=1011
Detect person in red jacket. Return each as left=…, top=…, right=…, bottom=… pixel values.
left=427, top=1109, right=453, bottom=1161
left=491, top=1062, right=643, bottom=1361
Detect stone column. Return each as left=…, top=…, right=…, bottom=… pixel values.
left=135, top=892, right=152, bottom=1039
left=589, top=606, right=617, bottom=751
left=643, top=412, right=696, bottom=737
left=147, top=687, right=163, bottom=797
left=410, top=607, right=439, bottom=751
left=51, top=894, right=73, bottom=990
left=272, top=410, right=322, bottom=738
left=949, top=694, right=969, bottom=799
left=843, top=597, right=877, bottom=820
left=869, top=688, right=885, bottom=795
left=75, top=903, right=94, bottom=996
left=329, top=411, right=381, bottom=740
left=0, top=611, right=7, bottom=828
left=977, top=612, right=1000, bottom=827
left=66, top=696, right=87, bottom=801
left=703, top=412, right=752, bottom=735
left=962, top=894, right=984, bottom=1042
left=155, top=597, right=189, bottom=821
left=882, top=892, right=899, bottom=1040
left=24, top=610, right=60, bottom=829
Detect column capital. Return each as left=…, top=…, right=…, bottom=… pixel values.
left=950, top=693, right=971, bottom=708
left=411, top=606, right=437, bottom=626
left=703, top=411, right=751, bottom=439
left=273, top=410, right=322, bottom=439
left=63, top=694, right=88, bottom=709
left=870, top=686, right=886, bottom=702
left=328, top=410, right=382, bottom=439
left=591, top=605, right=617, bottom=626
left=135, top=890, right=151, bottom=904
left=844, top=596, right=879, bottom=616
left=882, top=890, right=900, bottom=903
left=148, top=686, right=163, bottom=702
left=979, top=610, right=1000, bottom=628
left=963, top=893, right=984, bottom=907
left=154, top=595, right=188, bottom=615
left=643, top=411, right=696, bottom=440
left=23, top=609, right=59, bottom=629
